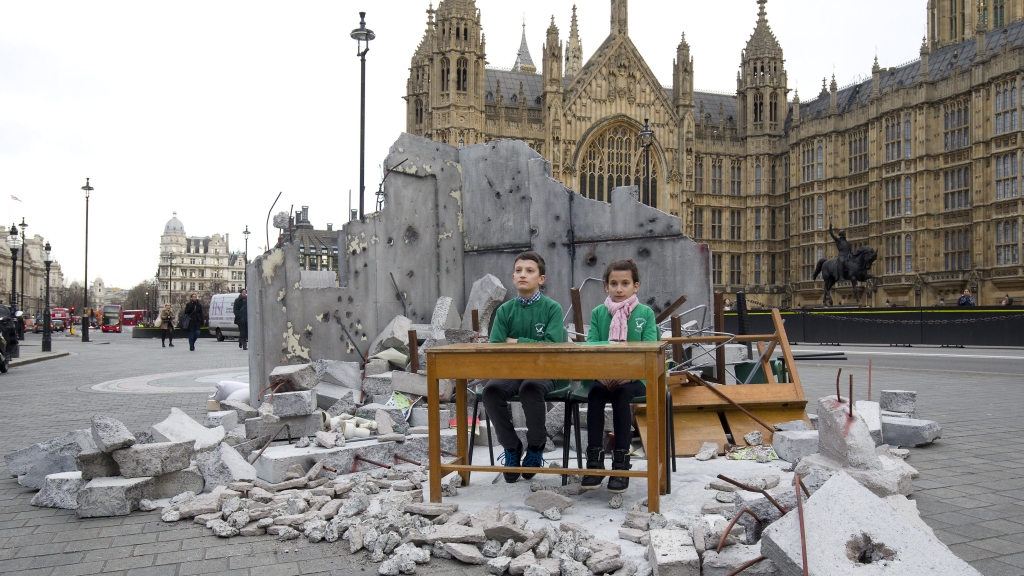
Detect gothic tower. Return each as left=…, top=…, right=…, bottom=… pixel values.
left=542, top=17, right=565, bottom=174
left=737, top=0, right=787, bottom=137
left=673, top=33, right=696, bottom=205
left=564, top=5, right=583, bottom=80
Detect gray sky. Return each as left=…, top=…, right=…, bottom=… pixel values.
left=0, top=0, right=924, bottom=289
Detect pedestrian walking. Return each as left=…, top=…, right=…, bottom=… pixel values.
left=233, top=289, right=248, bottom=351
left=183, top=293, right=204, bottom=351
left=158, top=303, right=175, bottom=347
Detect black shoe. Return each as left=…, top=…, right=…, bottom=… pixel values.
left=581, top=446, right=604, bottom=490
left=608, top=449, right=631, bottom=493
left=162, top=342, right=165, bottom=347
left=190, top=346, right=195, bottom=351
left=169, top=343, right=174, bottom=347
left=498, top=442, right=523, bottom=483
left=521, top=445, right=545, bottom=480
left=242, top=346, right=247, bottom=350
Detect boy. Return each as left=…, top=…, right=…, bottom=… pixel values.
left=482, top=251, right=565, bottom=482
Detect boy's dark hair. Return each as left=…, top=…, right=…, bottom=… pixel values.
left=514, top=251, right=546, bottom=276
left=603, top=259, right=640, bottom=284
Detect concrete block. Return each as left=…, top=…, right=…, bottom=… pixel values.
left=220, top=400, right=258, bottom=422
left=647, top=530, right=698, bottom=576
left=76, top=476, right=155, bottom=518
left=461, top=274, right=507, bottom=336
left=316, top=359, right=363, bottom=389
left=196, top=442, right=258, bottom=490
left=76, top=449, right=120, bottom=480
left=369, top=315, right=413, bottom=357
left=879, top=390, right=917, bottom=414
left=151, top=407, right=226, bottom=452
left=394, top=431, right=457, bottom=465
left=775, top=420, right=811, bottom=432
left=409, top=407, right=450, bottom=428
left=153, top=465, right=206, bottom=499
left=816, top=396, right=879, bottom=470
left=884, top=495, right=934, bottom=538
left=408, top=523, right=486, bottom=545
left=880, top=417, right=941, bottom=448
left=269, top=363, right=319, bottom=391
left=760, top=472, right=981, bottom=576
left=91, top=416, right=136, bottom=453
left=362, top=373, right=394, bottom=397
left=444, top=329, right=477, bottom=344
left=244, top=414, right=324, bottom=440
left=204, top=411, right=238, bottom=430
left=356, top=403, right=408, bottom=434
left=855, top=401, right=884, bottom=446
left=31, top=471, right=88, bottom=509
left=364, top=358, right=390, bottom=376
left=314, top=383, right=362, bottom=411
left=251, top=443, right=349, bottom=483
left=391, top=370, right=455, bottom=401
left=732, top=490, right=803, bottom=545
left=269, top=390, right=317, bottom=417
left=321, top=439, right=397, bottom=474
left=772, top=431, right=819, bottom=464
left=112, top=441, right=192, bottom=478
left=431, top=296, right=462, bottom=330
left=880, top=410, right=914, bottom=419
left=410, top=323, right=445, bottom=340
left=5, top=429, right=96, bottom=487
left=794, top=452, right=913, bottom=497
left=701, top=544, right=779, bottom=576
left=446, top=542, right=488, bottom=564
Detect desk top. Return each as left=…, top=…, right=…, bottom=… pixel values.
left=425, top=342, right=666, bottom=355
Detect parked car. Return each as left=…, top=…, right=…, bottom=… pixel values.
left=52, top=319, right=65, bottom=332
left=208, top=293, right=241, bottom=341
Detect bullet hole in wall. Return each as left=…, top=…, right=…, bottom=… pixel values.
left=387, top=238, right=394, bottom=246
left=319, top=312, right=330, bottom=323
left=348, top=296, right=354, bottom=303
left=404, top=226, right=419, bottom=244
left=346, top=311, right=352, bottom=318
left=549, top=242, right=556, bottom=248
left=407, top=270, right=414, bottom=278
left=638, top=248, right=651, bottom=258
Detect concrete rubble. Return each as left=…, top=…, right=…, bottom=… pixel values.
left=91, top=415, right=137, bottom=453
left=151, top=407, right=225, bottom=452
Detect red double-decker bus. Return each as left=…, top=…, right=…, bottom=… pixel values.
left=122, top=310, right=148, bottom=327
left=101, top=304, right=123, bottom=333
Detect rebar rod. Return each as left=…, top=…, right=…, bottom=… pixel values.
left=716, top=474, right=787, bottom=514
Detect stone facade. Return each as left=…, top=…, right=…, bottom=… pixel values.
left=0, top=234, right=65, bottom=317
left=156, top=213, right=246, bottom=308
left=407, top=0, right=1024, bottom=306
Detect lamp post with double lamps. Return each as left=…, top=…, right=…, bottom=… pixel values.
left=18, top=217, right=27, bottom=339
left=243, top=225, right=250, bottom=286
left=81, top=178, right=93, bottom=342
left=42, top=242, right=52, bottom=352
left=638, top=119, right=654, bottom=208
left=6, top=224, right=22, bottom=313
left=351, top=12, right=375, bottom=220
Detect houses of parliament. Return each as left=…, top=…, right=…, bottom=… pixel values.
left=405, top=0, right=1024, bottom=307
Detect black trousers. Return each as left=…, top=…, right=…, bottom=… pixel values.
left=587, top=380, right=647, bottom=451
left=481, top=378, right=554, bottom=450
left=238, top=323, right=248, bottom=347
left=161, top=327, right=173, bottom=345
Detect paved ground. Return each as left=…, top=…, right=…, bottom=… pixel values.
left=0, top=332, right=1021, bottom=575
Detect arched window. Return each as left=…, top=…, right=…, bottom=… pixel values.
left=455, top=25, right=460, bottom=40
left=695, top=157, right=703, bottom=193
left=440, top=58, right=450, bottom=92
left=414, top=98, right=423, bottom=125
left=903, top=176, right=912, bottom=215
left=753, top=92, right=764, bottom=122
left=769, top=92, right=778, bottom=123
left=816, top=141, right=823, bottom=180
left=456, top=58, right=468, bottom=91
left=755, top=163, right=762, bottom=195
left=578, top=123, right=661, bottom=208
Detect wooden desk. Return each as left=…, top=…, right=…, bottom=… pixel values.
left=425, top=342, right=669, bottom=513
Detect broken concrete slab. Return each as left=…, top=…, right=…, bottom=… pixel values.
left=220, top=400, right=258, bottom=422
left=391, top=370, right=455, bottom=401
left=5, top=429, right=96, bottom=488
left=269, top=363, right=320, bottom=391
left=461, top=275, right=507, bottom=336
left=244, top=414, right=324, bottom=441
left=409, top=408, right=450, bottom=429
left=879, top=390, right=917, bottom=414
left=880, top=417, right=941, bottom=448
left=431, top=296, right=463, bottom=331
left=153, top=465, right=206, bottom=499
left=249, top=443, right=348, bottom=483
left=316, top=359, right=363, bottom=389
left=855, top=401, right=884, bottom=446
left=394, top=431, right=457, bottom=465
left=315, top=383, right=362, bottom=412
left=91, top=415, right=136, bottom=453
left=524, top=491, right=573, bottom=514
left=884, top=495, right=934, bottom=538
left=760, top=472, right=981, bottom=576
left=151, top=408, right=226, bottom=452
left=695, top=442, right=719, bottom=461
left=701, top=544, right=779, bottom=576
left=816, top=396, right=879, bottom=470
left=112, top=441, right=192, bottom=478
left=269, top=390, right=318, bottom=417
left=204, top=411, right=238, bottom=430
left=774, top=420, right=811, bottom=432
left=772, top=431, right=818, bottom=464
left=362, top=373, right=394, bottom=397
left=370, top=316, right=413, bottom=357
left=322, top=439, right=397, bottom=474
left=408, top=523, right=486, bottom=545
left=196, top=442, right=258, bottom=489
left=76, top=449, right=120, bottom=480
left=880, top=409, right=914, bottom=419
left=356, top=404, right=408, bottom=434
left=446, top=542, right=488, bottom=564
left=76, top=476, right=155, bottom=518
left=31, top=471, right=88, bottom=509
left=795, top=451, right=913, bottom=498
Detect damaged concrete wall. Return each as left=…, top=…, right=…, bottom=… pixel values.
left=249, top=134, right=711, bottom=404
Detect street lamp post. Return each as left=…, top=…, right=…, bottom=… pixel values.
left=18, top=217, right=27, bottom=339
left=81, top=178, right=92, bottom=342
left=638, top=119, right=654, bottom=207
left=351, top=12, right=375, bottom=220
left=243, top=225, right=250, bottom=287
left=42, top=242, right=52, bottom=352
left=6, top=224, right=22, bottom=313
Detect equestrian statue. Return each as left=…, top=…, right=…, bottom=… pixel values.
left=812, top=224, right=878, bottom=306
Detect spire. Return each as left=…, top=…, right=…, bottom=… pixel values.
left=757, top=0, right=767, bottom=20
left=744, top=0, right=782, bottom=61
left=565, top=5, right=583, bottom=79
left=512, top=20, right=537, bottom=73
left=610, top=0, right=628, bottom=37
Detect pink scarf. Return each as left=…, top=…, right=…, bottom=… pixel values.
left=605, top=294, right=638, bottom=342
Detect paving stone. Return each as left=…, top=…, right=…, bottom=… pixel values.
left=112, top=441, right=192, bottom=478
left=151, top=407, right=226, bottom=452
left=461, top=275, right=506, bottom=336
left=244, top=413, right=324, bottom=440
left=880, top=417, right=942, bottom=448
left=760, top=472, right=982, bottom=576
left=153, top=465, right=206, bottom=499
left=30, top=471, right=88, bottom=509
left=76, top=449, right=121, bottom=479
left=91, top=415, right=137, bottom=453
left=268, top=390, right=317, bottom=417
left=203, top=411, right=237, bottom=430
left=220, top=400, right=258, bottom=422
left=879, top=390, right=917, bottom=414
left=196, top=442, right=258, bottom=489
left=76, top=476, right=155, bottom=518
left=772, top=430, right=818, bottom=464
left=269, top=363, right=319, bottom=391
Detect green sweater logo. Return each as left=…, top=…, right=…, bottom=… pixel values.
left=633, top=317, right=647, bottom=332
left=534, top=323, right=546, bottom=337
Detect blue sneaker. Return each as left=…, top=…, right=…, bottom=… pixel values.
left=498, top=443, right=523, bottom=483
left=521, top=445, right=545, bottom=480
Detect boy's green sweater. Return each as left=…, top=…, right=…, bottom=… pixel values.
left=489, top=294, right=566, bottom=343
left=586, top=302, right=660, bottom=386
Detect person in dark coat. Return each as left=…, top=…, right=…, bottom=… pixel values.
left=233, top=289, right=248, bottom=351
left=183, top=293, right=204, bottom=351
left=957, top=288, right=975, bottom=307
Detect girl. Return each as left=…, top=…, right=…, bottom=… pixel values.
left=582, top=260, right=660, bottom=493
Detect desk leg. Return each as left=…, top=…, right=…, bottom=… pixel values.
left=660, top=367, right=669, bottom=496
left=427, top=360, right=442, bottom=503
left=455, top=378, right=469, bottom=487
left=646, top=353, right=662, bottom=514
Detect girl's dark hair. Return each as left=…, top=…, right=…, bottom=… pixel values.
left=603, top=260, right=640, bottom=284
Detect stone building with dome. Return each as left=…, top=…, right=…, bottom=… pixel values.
left=156, top=213, right=246, bottom=309
left=406, top=0, right=1024, bottom=306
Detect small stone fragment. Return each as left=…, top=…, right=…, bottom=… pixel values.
left=743, top=430, right=763, bottom=446
left=695, top=442, right=718, bottom=461
left=542, top=508, right=560, bottom=521
left=609, top=494, right=623, bottom=509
